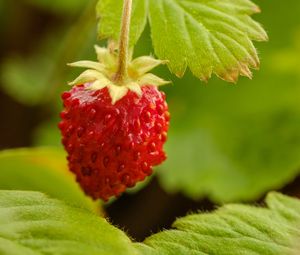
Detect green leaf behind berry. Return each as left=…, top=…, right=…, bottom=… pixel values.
left=160, top=73, right=300, bottom=202
left=270, top=29, right=300, bottom=79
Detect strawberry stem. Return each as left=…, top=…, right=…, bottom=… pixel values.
left=114, top=0, right=133, bottom=85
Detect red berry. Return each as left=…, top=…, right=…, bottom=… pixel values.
left=59, top=84, right=169, bottom=201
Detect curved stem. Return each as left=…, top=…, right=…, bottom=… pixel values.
left=114, top=0, right=133, bottom=84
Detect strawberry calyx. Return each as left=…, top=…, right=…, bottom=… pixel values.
left=68, top=45, right=170, bottom=104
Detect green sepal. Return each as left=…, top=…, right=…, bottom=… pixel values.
left=68, top=46, right=170, bottom=104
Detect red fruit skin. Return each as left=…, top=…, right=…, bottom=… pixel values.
left=59, top=84, right=170, bottom=201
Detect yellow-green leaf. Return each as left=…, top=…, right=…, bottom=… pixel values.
left=0, top=147, right=98, bottom=213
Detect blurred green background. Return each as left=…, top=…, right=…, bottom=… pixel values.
left=0, top=0, right=300, bottom=241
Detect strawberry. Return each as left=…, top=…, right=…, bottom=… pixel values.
left=59, top=46, right=170, bottom=201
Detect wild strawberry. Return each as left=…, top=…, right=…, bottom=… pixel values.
left=59, top=46, right=170, bottom=201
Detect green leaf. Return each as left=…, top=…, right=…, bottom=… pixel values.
left=1, top=191, right=300, bottom=254
left=0, top=148, right=97, bottom=212
left=150, top=0, right=267, bottom=82
left=135, top=192, right=300, bottom=255
left=97, top=0, right=267, bottom=82
left=96, top=0, right=148, bottom=46
left=0, top=190, right=136, bottom=255
left=149, top=0, right=267, bottom=81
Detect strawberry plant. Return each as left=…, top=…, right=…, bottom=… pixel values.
left=1, top=0, right=300, bottom=254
